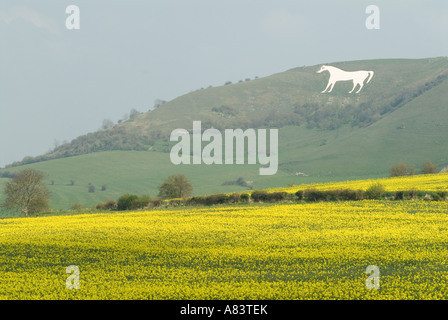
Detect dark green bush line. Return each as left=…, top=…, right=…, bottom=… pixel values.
left=95, top=188, right=448, bottom=212
left=296, top=188, right=448, bottom=202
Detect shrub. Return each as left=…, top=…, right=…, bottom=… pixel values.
left=138, top=195, right=151, bottom=208
left=365, top=183, right=385, bottom=200
left=96, top=200, right=117, bottom=210
left=96, top=202, right=105, bottom=210
left=303, top=189, right=328, bottom=202
left=204, top=194, right=229, bottom=205
left=117, top=194, right=140, bottom=211
left=421, top=159, right=439, bottom=174
left=149, top=198, right=163, bottom=207
left=240, top=193, right=250, bottom=202
left=251, top=190, right=269, bottom=202
left=266, top=192, right=288, bottom=202
left=88, top=183, right=96, bottom=193
left=295, top=190, right=304, bottom=200
left=389, top=163, right=416, bottom=177
left=71, top=203, right=83, bottom=211
left=228, top=193, right=241, bottom=203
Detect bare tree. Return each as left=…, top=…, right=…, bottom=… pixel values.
left=3, top=169, right=50, bottom=216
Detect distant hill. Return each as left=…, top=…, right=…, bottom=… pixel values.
left=2, top=57, right=448, bottom=209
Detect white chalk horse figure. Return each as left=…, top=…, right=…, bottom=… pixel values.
left=317, top=65, right=374, bottom=93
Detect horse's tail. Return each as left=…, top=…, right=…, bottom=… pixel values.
left=366, top=71, right=374, bottom=83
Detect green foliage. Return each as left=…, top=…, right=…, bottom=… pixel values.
left=251, top=190, right=268, bottom=202
left=149, top=198, right=163, bottom=208
left=88, top=183, right=96, bottom=193
left=389, top=163, right=416, bottom=177
left=96, top=199, right=118, bottom=210
left=295, top=190, right=304, bottom=200
left=3, top=169, right=50, bottom=216
left=303, top=189, right=328, bottom=202
left=158, top=174, right=193, bottom=199
left=421, top=159, right=438, bottom=174
left=137, top=195, right=151, bottom=208
left=251, top=191, right=288, bottom=202
left=117, top=194, right=140, bottom=211
left=365, top=183, right=386, bottom=200
left=71, top=203, right=83, bottom=211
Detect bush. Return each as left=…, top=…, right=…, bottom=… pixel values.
left=394, top=190, right=418, bottom=200
left=117, top=194, right=140, bottom=211
left=228, top=193, right=241, bottom=203
left=295, top=190, right=304, bottom=200
left=251, top=190, right=269, bottom=202
left=103, top=199, right=117, bottom=210
left=88, top=183, right=96, bottom=193
left=204, top=194, right=229, bottom=205
left=421, top=159, right=439, bottom=174
left=389, top=163, right=416, bottom=177
left=364, top=183, right=385, bottom=200
left=138, top=195, right=151, bottom=208
left=266, top=192, right=288, bottom=202
left=187, top=196, right=207, bottom=206
left=71, top=203, right=83, bottom=211
left=149, top=198, right=163, bottom=207
left=303, top=189, right=328, bottom=202
left=240, top=193, right=250, bottom=202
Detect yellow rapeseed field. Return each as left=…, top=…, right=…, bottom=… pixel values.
left=268, top=173, right=448, bottom=193
left=0, top=200, right=447, bottom=299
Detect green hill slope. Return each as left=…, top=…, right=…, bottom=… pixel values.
left=2, top=57, right=448, bottom=209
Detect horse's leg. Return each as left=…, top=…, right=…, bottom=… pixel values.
left=327, top=81, right=336, bottom=93
left=349, top=81, right=357, bottom=93
left=356, top=81, right=364, bottom=93
left=322, top=81, right=332, bottom=93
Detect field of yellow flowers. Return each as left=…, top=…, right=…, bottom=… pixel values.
left=0, top=200, right=447, bottom=299
left=269, top=173, right=448, bottom=193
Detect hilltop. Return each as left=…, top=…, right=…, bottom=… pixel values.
left=2, top=57, right=448, bottom=209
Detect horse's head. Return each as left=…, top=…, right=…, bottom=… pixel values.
left=316, top=65, right=328, bottom=74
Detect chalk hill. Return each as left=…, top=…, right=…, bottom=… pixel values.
left=2, top=57, right=448, bottom=209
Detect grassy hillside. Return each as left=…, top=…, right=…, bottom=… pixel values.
left=2, top=57, right=448, bottom=209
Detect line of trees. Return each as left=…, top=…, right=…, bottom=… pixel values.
left=389, top=159, right=439, bottom=177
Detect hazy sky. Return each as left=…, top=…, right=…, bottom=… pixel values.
left=1, top=0, right=447, bottom=167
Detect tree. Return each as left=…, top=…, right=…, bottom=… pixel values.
left=158, top=174, right=193, bottom=199
left=153, top=99, right=166, bottom=109
left=102, top=119, right=114, bottom=130
left=129, top=108, right=141, bottom=120
left=88, top=183, right=95, bottom=193
left=3, top=169, right=50, bottom=216
left=421, top=159, right=438, bottom=174
left=389, top=162, right=416, bottom=177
